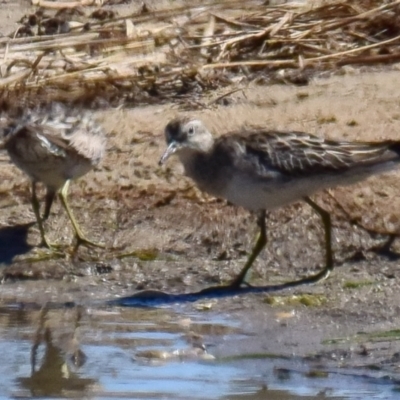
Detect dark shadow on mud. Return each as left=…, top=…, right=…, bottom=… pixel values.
left=1, top=277, right=330, bottom=310
left=0, top=222, right=34, bottom=264
left=106, top=264, right=340, bottom=307
left=368, top=234, right=400, bottom=261
left=106, top=282, right=319, bottom=307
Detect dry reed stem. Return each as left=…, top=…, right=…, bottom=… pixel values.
left=0, top=0, right=399, bottom=109
left=31, top=0, right=101, bottom=8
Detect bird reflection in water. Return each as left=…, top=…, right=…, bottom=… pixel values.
left=17, top=306, right=97, bottom=397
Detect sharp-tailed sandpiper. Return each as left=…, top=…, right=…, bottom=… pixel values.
left=159, top=117, right=400, bottom=289
left=1, top=103, right=106, bottom=249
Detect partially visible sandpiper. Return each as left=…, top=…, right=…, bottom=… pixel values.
left=1, top=103, right=106, bottom=249
left=159, top=117, right=400, bottom=289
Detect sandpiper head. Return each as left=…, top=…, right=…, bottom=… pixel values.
left=159, top=117, right=213, bottom=165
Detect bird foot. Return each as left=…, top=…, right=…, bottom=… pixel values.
left=29, top=246, right=65, bottom=262
left=39, top=237, right=64, bottom=252
left=75, top=235, right=105, bottom=249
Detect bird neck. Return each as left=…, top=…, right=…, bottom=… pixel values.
left=178, top=147, right=205, bottom=167
left=177, top=148, right=212, bottom=182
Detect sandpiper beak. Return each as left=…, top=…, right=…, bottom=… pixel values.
left=159, top=142, right=180, bottom=165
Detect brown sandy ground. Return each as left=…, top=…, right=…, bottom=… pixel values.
left=1, top=0, right=400, bottom=379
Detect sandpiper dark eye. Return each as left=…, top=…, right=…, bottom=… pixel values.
left=188, top=126, right=194, bottom=136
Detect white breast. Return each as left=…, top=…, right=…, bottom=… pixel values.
left=223, top=162, right=400, bottom=212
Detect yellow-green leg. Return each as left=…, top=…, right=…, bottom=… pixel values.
left=229, top=197, right=333, bottom=290
left=59, top=180, right=104, bottom=248
left=280, top=196, right=333, bottom=287
left=31, top=182, right=53, bottom=249
left=229, top=210, right=267, bottom=288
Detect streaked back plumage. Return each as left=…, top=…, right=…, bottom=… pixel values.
left=1, top=103, right=106, bottom=190
left=215, top=128, right=400, bottom=178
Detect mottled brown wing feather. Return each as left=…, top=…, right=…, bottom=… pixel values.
left=217, top=129, right=396, bottom=178
left=3, top=114, right=71, bottom=146
left=7, top=114, right=104, bottom=162
left=31, top=124, right=72, bottom=151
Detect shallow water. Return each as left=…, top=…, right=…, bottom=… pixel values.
left=0, top=304, right=398, bottom=400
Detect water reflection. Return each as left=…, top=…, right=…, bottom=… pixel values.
left=17, top=307, right=96, bottom=397
left=0, top=304, right=397, bottom=399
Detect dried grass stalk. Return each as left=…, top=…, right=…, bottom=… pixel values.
left=0, top=0, right=399, bottom=109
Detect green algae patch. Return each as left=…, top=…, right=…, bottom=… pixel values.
left=343, top=280, right=375, bottom=289
left=364, top=364, right=382, bottom=371
left=346, top=119, right=358, bottom=127
left=134, top=249, right=159, bottom=261
left=305, top=370, right=329, bottom=378
left=323, top=329, right=400, bottom=346
left=117, top=248, right=159, bottom=261
left=296, top=92, right=309, bottom=100
left=264, top=294, right=327, bottom=307
left=322, top=337, right=350, bottom=345
left=194, top=301, right=215, bottom=311
left=366, top=329, right=400, bottom=341
left=317, top=115, right=337, bottom=124
left=220, top=353, right=291, bottom=362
